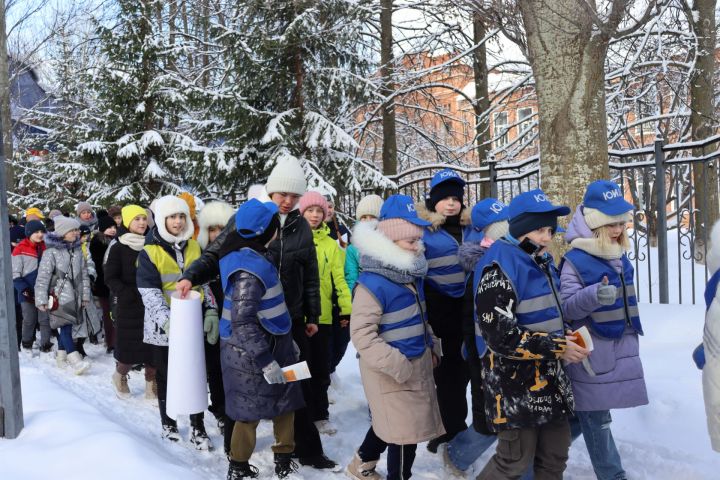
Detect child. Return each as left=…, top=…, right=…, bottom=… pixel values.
left=703, top=220, right=720, bottom=452
left=298, top=191, right=352, bottom=435
left=345, top=194, right=384, bottom=292
left=197, top=200, right=235, bottom=451
left=76, top=201, right=98, bottom=232
left=219, top=199, right=304, bottom=479
left=473, top=189, right=589, bottom=480
left=445, top=198, right=510, bottom=473
left=346, top=194, right=444, bottom=480
left=12, top=220, right=52, bottom=352
left=104, top=205, right=157, bottom=401
left=560, top=180, right=647, bottom=479
left=136, top=195, right=213, bottom=449
left=416, top=168, right=473, bottom=452
left=90, top=215, right=118, bottom=354
left=34, top=216, right=92, bottom=375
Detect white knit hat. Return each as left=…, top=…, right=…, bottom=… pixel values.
left=583, top=207, right=632, bottom=230
left=265, top=158, right=307, bottom=196
left=355, top=194, right=384, bottom=220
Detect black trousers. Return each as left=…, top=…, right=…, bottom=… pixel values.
left=291, top=323, right=324, bottom=458
left=359, top=427, right=417, bottom=480
left=308, top=324, right=331, bottom=421
left=433, top=333, right=470, bottom=439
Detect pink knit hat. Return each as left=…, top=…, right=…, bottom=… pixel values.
left=298, top=191, right=329, bottom=219
left=377, top=218, right=423, bottom=242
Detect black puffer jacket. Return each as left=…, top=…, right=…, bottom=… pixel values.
left=104, top=235, right=153, bottom=365
left=181, top=209, right=321, bottom=326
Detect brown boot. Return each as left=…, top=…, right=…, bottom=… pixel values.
left=145, top=378, right=158, bottom=400
left=112, top=371, right=131, bottom=399
left=345, top=453, right=383, bottom=480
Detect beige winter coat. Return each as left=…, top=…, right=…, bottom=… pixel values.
left=350, top=222, right=445, bottom=445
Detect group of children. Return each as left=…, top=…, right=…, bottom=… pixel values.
left=12, top=158, right=656, bottom=480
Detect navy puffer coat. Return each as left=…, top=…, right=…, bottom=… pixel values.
left=221, top=270, right=304, bottom=422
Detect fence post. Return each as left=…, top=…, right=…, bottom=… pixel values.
left=488, top=154, right=497, bottom=199
left=654, top=137, right=669, bottom=304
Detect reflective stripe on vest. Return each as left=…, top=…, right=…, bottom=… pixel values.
left=144, top=241, right=203, bottom=304
left=562, top=249, right=642, bottom=339
left=473, top=239, right=564, bottom=335
left=358, top=272, right=431, bottom=359
left=423, top=228, right=467, bottom=298
left=219, top=248, right=292, bottom=338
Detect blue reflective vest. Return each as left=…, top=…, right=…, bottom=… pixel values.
left=473, top=239, right=564, bottom=336
left=357, top=272, right=432, bottom=359
left=561, top=249, right=642, bottom=339
left=423, top=226, right=473, bottom=298
left=464, top=227, right=484, bottom=244
left=219, top=248, right=292, bottom=339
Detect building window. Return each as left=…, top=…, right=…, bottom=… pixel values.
left=518, top=107, right=533, bottom=135
left=493, top=111, right=508, bottom=148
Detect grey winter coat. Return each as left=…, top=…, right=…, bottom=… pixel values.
left=35, top=233, right=92, bottom=329
left=221, top=270, right=304, bottom=422
left=560, top=206, right=648, bottom=411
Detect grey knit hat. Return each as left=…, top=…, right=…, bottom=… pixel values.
left=53, top=216, right=81, bottom=237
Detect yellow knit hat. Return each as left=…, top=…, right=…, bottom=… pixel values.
left=178, top=192, right=197, bottom=220
left=25, top=207, right=44, bottom=220
left=122, top=205, right=147, bottom=228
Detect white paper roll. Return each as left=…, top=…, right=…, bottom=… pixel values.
left=166, top=290, right=208, bottom=420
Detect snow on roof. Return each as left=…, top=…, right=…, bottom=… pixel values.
left=456, top=71, right=533, bottom=103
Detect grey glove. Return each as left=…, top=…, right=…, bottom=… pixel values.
left=262, top=360, right=287, bottom=384
left=203, top=309, right=219, bottom=345
left=596, top=276, right=617, bottom=306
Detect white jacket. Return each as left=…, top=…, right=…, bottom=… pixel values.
left=704, top=221, right=720, bottom=452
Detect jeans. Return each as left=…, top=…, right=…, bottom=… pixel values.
left=447, top=417, right=582, bottom=478
left=576, top=410, right=626, bottom=480
left=58, top=324, right=76, bottom=354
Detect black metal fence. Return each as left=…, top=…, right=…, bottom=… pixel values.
left=337, top=136, right=720, bottom=305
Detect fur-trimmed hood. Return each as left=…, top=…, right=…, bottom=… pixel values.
left=458, top=241, right=487, bottom=273
left=708, top=220, right=720, bottom=275
left=415, top=202, right=471, bottom=232
left=352, top=220, right=423, bottom=271
left=197, top=201, right=235, bottom=249
left=44, top=232, right=81, bottom=250
left=153, top=195, right=193, bottom=244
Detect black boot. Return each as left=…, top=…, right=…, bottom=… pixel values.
left=158, top=399, right=180, bottom=442
left=190, top=413, right=213, bottom=450
left=274, top=452, right=298, bottom=478
left=227, top=460, right=259, bottom=480
left=21, top=341, right=34, bottom=351
left=74, top=338, right=87, bottom=358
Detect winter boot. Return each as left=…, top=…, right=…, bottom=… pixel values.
left=299, top=454, right=340, bottom=471
left=74, top=338, right=87, bottom=358
left=314, top=419, right=337, bottom=436
left=274, top=452, right=298, bottom=479
left=145, top=379, right=158, bottom=400
left=67, top=351, right=90, bottom=375
left=190, top=413, right=213, bottom=451
left=112, top=371, right=132, bottom=399
left=161, top=423, right=181, bottom=442
left=21, top=340, right=34, bottom=351
left=39, top=342, right=54, bottom=353
left=227, top=460, right=259, bottom=480
left=55, top=350, right=68, bottom=368
left=345, top=453, right=382, bottom=480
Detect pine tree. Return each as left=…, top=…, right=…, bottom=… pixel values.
left=76, top=0, right=198, bottom=204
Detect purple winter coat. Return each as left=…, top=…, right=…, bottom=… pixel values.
left=560, top=206, right=648, bottom=411
left=221, top=270, right=304, bottom=422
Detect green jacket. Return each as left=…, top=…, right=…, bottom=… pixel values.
left=312, top=224, right=352, bottom=325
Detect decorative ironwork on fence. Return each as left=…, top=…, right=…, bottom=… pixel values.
left=337, top=135, right=720, bottom=305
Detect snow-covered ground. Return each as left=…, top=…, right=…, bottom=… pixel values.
left=1, top=303, right=717, bottom=479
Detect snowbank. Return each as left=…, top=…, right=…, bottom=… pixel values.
left=1, top=303, right=718, bottom=479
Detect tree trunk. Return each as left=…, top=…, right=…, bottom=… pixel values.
left=380, top=0, right=397, bottom=176
left=689, top=0, right=718, bottom=262
left=0, top=0, right=13, bottom=189
left=472, top=12, right=491, bottom=197
left=519, top=0, right=610, bottom=227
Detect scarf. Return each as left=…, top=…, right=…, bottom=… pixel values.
left=570, top=237, right=624, bottom=260
left=119, top=232, right=146, bottom=252
left=360, top=252, right=428, bottom=285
